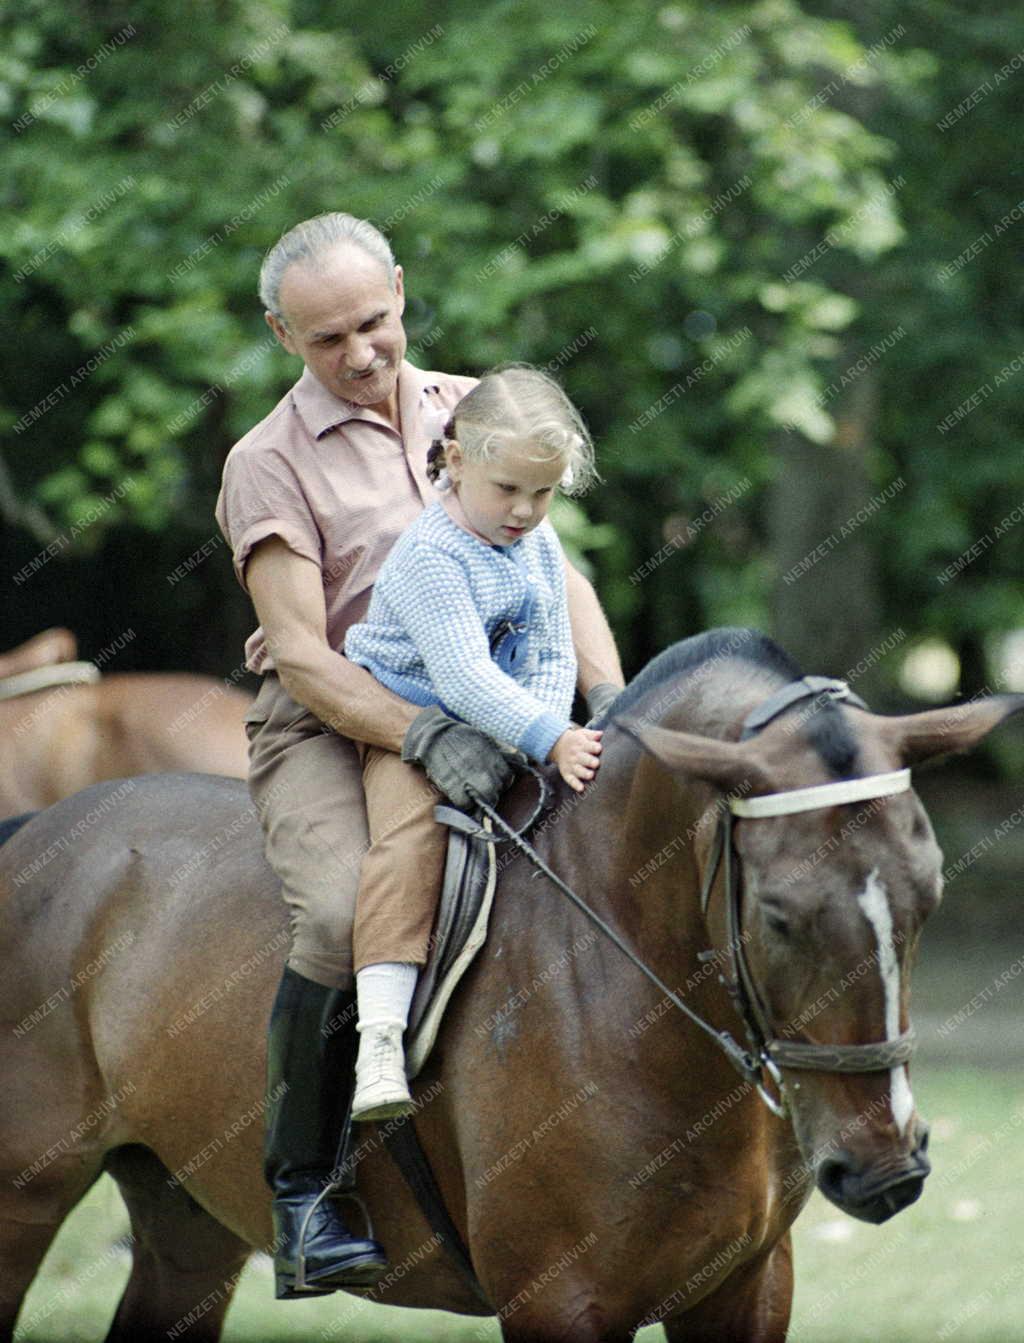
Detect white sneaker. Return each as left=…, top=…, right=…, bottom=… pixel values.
left=352, top=1023, right=413, bottom=1122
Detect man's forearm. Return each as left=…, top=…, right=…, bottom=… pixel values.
left=274, top=641, right=418, bottom=751
left=564, top=562, right=624, bottom=694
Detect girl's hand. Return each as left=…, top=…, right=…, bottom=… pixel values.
left=549, top=727, right=603, bottom=793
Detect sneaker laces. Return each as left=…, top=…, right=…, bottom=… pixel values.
left=371, top=1030, right=399, bottom=1062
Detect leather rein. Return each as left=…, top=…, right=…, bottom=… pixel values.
left=463, top=676, right=917, bottom=1121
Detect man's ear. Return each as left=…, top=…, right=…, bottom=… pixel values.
left=446, top=440, right=463, bottom=482
left=394, top=263, right=405, bottom=315
left=265, top=310, right=296, bottom=354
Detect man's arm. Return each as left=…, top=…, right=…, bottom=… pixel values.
left=563, top=558, right=624, bottom=694
left=246, top=536, right=417, bottom=751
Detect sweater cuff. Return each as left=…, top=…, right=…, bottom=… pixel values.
left=520, top=711, right=570, bottom=764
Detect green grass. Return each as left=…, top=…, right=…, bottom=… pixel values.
left=15, top=1067, right=1024, bottom=1341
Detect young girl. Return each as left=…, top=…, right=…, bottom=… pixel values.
left=342, top=364, right=603, bottom=1120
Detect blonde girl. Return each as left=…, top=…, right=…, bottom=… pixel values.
left=343, top=365, right=603, bottom=1118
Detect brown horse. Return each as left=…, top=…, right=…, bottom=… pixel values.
left=0, top=627, right=79, bottom=679
left=0, top=629, right=1019, bottom=1342
left=0, top=629, right=251, bottom=817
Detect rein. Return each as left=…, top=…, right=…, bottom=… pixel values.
left=467, top=780, right=760, bottom=1083
left=465, top=676, right=918, bottom=1120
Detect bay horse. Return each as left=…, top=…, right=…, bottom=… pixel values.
left=0, top=629, right=1019, bottom=1342
left=0, top=629, right=251, bottom=817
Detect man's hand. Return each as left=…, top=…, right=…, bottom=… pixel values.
left=549, top=727, right=603, bottom=794
left=585, top=681, right=621, bottom=725
left=402, top=706, right=515, bottom=808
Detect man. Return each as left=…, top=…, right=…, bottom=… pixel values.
left=215, top=212, right=623, bottom=1299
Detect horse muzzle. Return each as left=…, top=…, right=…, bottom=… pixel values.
left=815, top=1121, right=931, bottom=1224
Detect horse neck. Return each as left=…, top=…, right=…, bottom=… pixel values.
left=495, top=747, right=705, bottom=986
left=494, top=662, right=785, bottom=992
left=480, top=723, right=750, bottom=1119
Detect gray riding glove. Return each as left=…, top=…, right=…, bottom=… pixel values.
left=402, top=705, right=516, bottom=809
left=585, top=682, right=622, bottom=725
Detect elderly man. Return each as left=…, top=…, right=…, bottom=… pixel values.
left=215, top=212, right=623, bottom=1299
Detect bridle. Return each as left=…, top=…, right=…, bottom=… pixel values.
left=0, top=660, right=99, bottom=703
left=459, top=675, right=918, bottom=1121
left=695, top=677, right=916, bottom=1117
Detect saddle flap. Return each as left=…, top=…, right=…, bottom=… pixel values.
left=404, top=812, right=497, bottom=1079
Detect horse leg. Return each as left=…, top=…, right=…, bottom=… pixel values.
left=103, top=1145, right=252, bottom=1343
left=498, top=1300, right=638, bottom=1342
left=662, top=1234, right=794, bottom=1343
left=0, top=1163, right=103, bottom=1342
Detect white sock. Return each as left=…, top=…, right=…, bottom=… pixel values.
left=356, top=962, right=419, bottom=1032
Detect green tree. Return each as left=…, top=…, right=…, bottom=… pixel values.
left=5, top=0, right=1012, bottom=698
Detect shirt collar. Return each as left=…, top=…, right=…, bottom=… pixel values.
left=292, top=361, right=440, bottom=443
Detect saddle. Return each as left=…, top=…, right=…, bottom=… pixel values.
left=404, top=810, right=498, bottom=1077
left=404, top=766, right=552, bottom=1072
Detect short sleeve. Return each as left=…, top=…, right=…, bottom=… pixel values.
left=215, top=447, right=322, bottom=591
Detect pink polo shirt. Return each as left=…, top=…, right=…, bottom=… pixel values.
left=216, top=359, right=477, bottom=673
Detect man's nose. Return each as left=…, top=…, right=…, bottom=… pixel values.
left=346, top=335, right=375, bottom=370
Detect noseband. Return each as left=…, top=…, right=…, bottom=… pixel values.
left=462, top=676, right=918, bottom=1122
left=698, top=677, right=916, bottom=1117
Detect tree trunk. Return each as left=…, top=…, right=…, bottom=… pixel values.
left=770, top=359, right=890, bottom=701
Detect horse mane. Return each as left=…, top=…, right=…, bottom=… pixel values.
left=602, top=626, right=860, bottom=778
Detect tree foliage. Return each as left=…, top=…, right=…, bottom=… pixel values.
left=1, top=0, right=1021, bottom=702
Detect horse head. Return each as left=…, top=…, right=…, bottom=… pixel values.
left=615, top=638, right=1022, bottom=1226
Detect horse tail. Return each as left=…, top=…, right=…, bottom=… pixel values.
left=0, top=812, right=39, bottom=847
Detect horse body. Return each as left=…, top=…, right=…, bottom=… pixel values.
left=1, top=631, right=1020, bottom=1341
left=0, top=627, right=78, bottom=679
left=0, top=671, right=252, bottom=817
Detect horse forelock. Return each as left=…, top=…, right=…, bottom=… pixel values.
left=603, top=626, right=862, bottom=778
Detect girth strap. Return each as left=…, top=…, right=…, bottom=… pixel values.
left=381, top=1116, right=491, bottom=1307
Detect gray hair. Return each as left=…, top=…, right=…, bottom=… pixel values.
left=259, top=213, right=397, bottom=318
left=429, top=364, right=598, bottom=497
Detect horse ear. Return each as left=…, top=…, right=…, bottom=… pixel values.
left=615, top=718, right=773, bottom=793
left=884, top=693, right=1024, bottom=767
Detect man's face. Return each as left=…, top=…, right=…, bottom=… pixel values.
left=267, top=244, right=407, bottom=417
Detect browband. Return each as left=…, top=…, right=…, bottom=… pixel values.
left=730, top=768, right=911, bottom=819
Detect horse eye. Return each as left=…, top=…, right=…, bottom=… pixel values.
left=761, top=903, right=791, bottom=937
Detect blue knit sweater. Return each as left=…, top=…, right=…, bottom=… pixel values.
left=345, top=502, right=576, bottom=762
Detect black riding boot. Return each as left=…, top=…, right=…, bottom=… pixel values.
left=264, top=965, right=387, bottom=1299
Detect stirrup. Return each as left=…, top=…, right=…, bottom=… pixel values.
left=292, top=1192, right=379, bottom=1294
left=290, top=1111, right=378, bottom=1293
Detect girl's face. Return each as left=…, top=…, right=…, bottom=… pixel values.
left=446, top=440, right=564, bottom=547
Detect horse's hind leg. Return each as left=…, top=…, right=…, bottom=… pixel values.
left=662, top=1234, right=794, bottom=1343
left=103, top=1145, right=252, bottom=1343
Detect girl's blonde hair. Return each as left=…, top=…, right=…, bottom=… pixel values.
left=427, top=364, right=597, bottom=496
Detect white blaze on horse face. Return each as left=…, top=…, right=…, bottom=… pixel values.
left=856, top=867, right=915, bottom=1135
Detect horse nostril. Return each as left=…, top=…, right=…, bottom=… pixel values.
left=914, top=1119, right=930, bottom=1156
left=816, top=1151, right=857, bottom=1204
